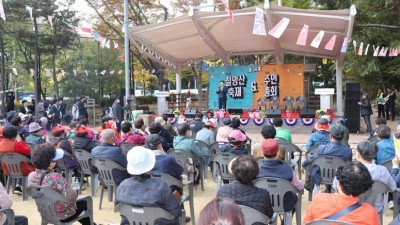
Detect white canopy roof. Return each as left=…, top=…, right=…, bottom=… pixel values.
left=130, top=4, right=356, bottom=72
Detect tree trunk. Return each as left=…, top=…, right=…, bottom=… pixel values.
left=52, top=20, right=59, bottom=98
left=0, top=25, right=6, bottom=114
left=33, top=15, right=41, bottom=117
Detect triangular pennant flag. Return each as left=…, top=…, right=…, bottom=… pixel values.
left=0, top=0, right=6, bottom=21
left=12, top=68, right=17, bottom=76
left=48, top=16, right=53, bottom=31
left=101, top=38, right=107, bottom=48
left=252, top=7, right=266, bottom=36
left=61, top=69, right=65, bottom=77
left=378, top=47, right=385, bottom=57
left=109, top=70, right=115, bottom=75
left=113, top=41, right=120, bottom=49
left=383, top=47, right=388, bottom=56
left=85, top=70, right=88, bottom=76
left=95, top=70, right=98, bottom=76
left=26, top=6, right=33, bottom=20
left=324, top=35, right=337, bottom=51
left=46, top=69, right=51, bottom=77
left=73, top=70, right=77, bottom=76
left=310, top=30, right=325, bottom=48
left=364, top=44, right=370, bottom=55
left=394, top=48, right=399, bottom=57
left=222, top=0, right=234, bottom=23
left=358, top=42, right=363, bottom=55
left=118, top=70, right=123, bottom=75
left=341, top=38, right=348, bottom=53
left=105, top=40, right=110, bottom=48
left=373, top=45, right=380, bottom=56
left=268, top=17, right=290, bottom=39
left=101, top=70, right=106, bottom=75
left=296, top=25, right=309, bottom=46
left=352, top=40, right=357, bottom=53
left=30, top=68, right=35, bottom=77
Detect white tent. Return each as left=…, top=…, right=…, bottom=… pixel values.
left=129, top=4, right=357, bottom=116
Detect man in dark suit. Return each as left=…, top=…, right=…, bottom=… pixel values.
left=216, top=80, right=228, bottom=110
left=385, top=87, right=397, bottom=121
left=49, top=99, right=61, bottom=128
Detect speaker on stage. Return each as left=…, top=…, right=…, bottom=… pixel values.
left=300, top=109, right=315, bottom=118
left=163, top=109, right=174, bottom=117
left=184, top=108, right=198, bottom=118
left=228, top=109, right=243, bottom=115
left=346, top=118, right=360, bottom=133
left=345, top=83, right=361, bottom=133
left=267, top=109, right=281, bottom=118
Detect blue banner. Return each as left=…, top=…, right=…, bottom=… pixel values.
left=208, top=66, right=256, bottom=110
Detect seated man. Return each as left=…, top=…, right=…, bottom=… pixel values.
left=334, top=140, right=396, bottom=212
left=190, top=112, right=205, bottom=134
left=219, top=130, right=248, bottom=156
left=375, top=125, right=395, bottom=164
left=25, top=122, right=46, bottom=146
left=150, top=122, right=172, bottom=151
left=173, top=123, right=203, bottom=159
left=116, top=147, right=182, bottom=225
left=304, top=161, right=379, bottom=225
left=162, top=115, right=177, bottom=137
left=28, top=144, right=95, bottom=225
left=370, top=117, right=386, bottom=139
left=155, top=116, right=174, bottom=144
left=273, top=118, right=292, bottom=143
left=305, top=118, right=330, bottom=151
left=91, top=129, right=130, bottom=186
left=72, top=125, right=99, bottom=153
left=257, top=139, right=304, bottom=212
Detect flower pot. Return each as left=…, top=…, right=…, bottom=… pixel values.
left=254, top=111, right=261, bottom=119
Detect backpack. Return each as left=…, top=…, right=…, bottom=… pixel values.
left=104, top=107, right=113, bottom=118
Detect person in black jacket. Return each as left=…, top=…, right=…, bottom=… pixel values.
left=72, top=125, right=99, bottom=153
left=358, top=92, right=373, bottom=133
left=216, top=80, right=228, bottom=110
left=217, top=155, right=275, bottom=223
left=6, top=91, right=15, bottom=112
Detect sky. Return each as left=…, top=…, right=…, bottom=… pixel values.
left=71, top=0, right=95, bottom=26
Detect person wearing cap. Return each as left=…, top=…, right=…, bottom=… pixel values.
left=216, top=118, right=234, bottom=142
left=219, top=130, right=248, bottom=156
left=217, top=155, right=274, bottom=222
left=162, top=115, right=177, bottom=137
left=78, top=118, right=96, bottom=140
left=11, top=115, right=29, bottom=141
left=25, top=121, right=46, bottom=146
left=196, top=120, right=216, bottom=154
left=72, top=125, right=99, bottom=153
left=273, top=118, right=292, bottom=143
left=304, top=162, right=379, bottom=225
left=336, top=118, right=350, bottom=147
left=333, top=140, right=396, bottom=213
left=358, top=92, right=373, bottom=133
left=252, top=125, right=277, bottom=158
left=375, top=125, right=395, bottom=165
left=190, top=112, right=205, bottom=134
left=257, top=139, right=303, bottom=212
left=91, top=129, right=129, bottom=186
left=121, top=121, right=146, bottom=145
left=28, top=144, right=96, bottom=225
left=116, top=147, right=182, bottom=225
left=98, top=116, right=121, bottom=145
left=216, top=80, right=228, bottom=110
left=112, top=97, right=124, bottom=133
left=173, top=123, right=203, bottom=159
left=305, top=118, right=331, bottom=151
left=150, top=122, right=172, bottom=150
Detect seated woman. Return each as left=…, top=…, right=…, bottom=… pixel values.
left=97, top=116, right=121, bottom=146
left=116, top=147, right=181, bottom=225
left=305, top=118, right=330, bottom=151
left=28, top=143, right=95, bottom=225
left=120, top=121, right=146, bottom=146
left=217, top=155, right=274, bottom=222
left=199, top=197, right=245, bottom=225
left=219, top=130, right=248, bottom=156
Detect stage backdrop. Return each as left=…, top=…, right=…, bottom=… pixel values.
left=209, top=64, right=304, bottom=110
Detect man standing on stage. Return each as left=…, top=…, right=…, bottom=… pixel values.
left=385, top=87, right=396, bottom=121
left=216, top=80, right=228, bottom=110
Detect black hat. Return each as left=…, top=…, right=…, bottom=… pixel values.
left=145, top=134, right=162, bottom=150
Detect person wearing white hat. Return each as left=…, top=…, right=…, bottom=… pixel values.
left=28, top=143, right=96, bottom=225
left=116, top=146, right=182, bottom=225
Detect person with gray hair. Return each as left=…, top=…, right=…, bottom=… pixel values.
left=91, top=129, right=129, bottom=186
left=375, top=124, right=395, bottom=164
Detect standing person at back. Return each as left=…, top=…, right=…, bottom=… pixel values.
left=58, top=97, right=66, bottom=117
left=376, top=88, right=385, bottom=118
left=50, top=99, right=62, bottom=128
left=385, top=87, right=397, bottom=121
left=6, top=91, right=15, bottom=112
left=112, top=97, right=124, bottom=133
left=77, top=96, right=88, bottom=120
left=71, top=99, right=80, bottom=121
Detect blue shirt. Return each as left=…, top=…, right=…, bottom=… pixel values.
left=375, top=138, right=395, bottom=165
left=305, top=131, right=330, bottom=151
left=302, top=141, right=352, bottom=168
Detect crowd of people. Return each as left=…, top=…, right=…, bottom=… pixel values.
left=0, top=92, right=400, bottom=225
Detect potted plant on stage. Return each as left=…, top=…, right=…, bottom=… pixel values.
left=247, top=106, right=261, bottom=119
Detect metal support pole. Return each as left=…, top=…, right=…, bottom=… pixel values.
left=124, top=0, right=131, bottom=103
left=336, top=63, right=344, bottom=116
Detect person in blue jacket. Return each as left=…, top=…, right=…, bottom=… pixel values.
left=375, top=125, right=395, bottom=165
left=216, top=80, right=228, bottom=110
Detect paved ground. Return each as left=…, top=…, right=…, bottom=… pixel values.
left=8, top=117, right=399, bottom=224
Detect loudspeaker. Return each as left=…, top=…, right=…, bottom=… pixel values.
left=228, top=109, right=243, bottom=115
left=345, top=99, right=360, bottom=118
left=300, top=109, right=315, bottom=118
left=184, top=109, right=197, bottom=118
left=267, top=109, right=281, bottom=118
left=163, top=109, right=174, bottom=117
left=345, top=83, right=361, bottom=99
left=346, top=118, right=360, bottom=133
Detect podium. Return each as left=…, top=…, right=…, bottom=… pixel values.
left=155, top=91, right=169, bottom=114
left=315, top=88, right=335, bottom=111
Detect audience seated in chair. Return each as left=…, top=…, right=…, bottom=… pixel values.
left=91, top=129, right=130, bottom=187
left=0, top=181, right=28, bottom=225
left=217, top=155, right=274, bottom=222
left=173, top=123, right=204, bottom=160
left=25, top=122, right=46, bottom=146
left=306, top=118, right=330, bottom=151
left=199, top=197, right=245, bottom=225
left=116, top=147, right=181, bottom=225
left=161, top=115, right=177, bottom=137
left=150, top=122, right=173, bottom=150
left=334, top=140, right=396, bottom=212
left=28, top=144, right=95, bottom=225
left=219, top=130, right=248, bottom=156
left=120, top=121, right=146, bottom=145
left=230, top=118, right=246, bottom=135
left=190, top=112, right=205, bottom=133
left=72, top=125, right=99, bottom=153
left=336, top=118, right=350, bottom=147
left=155, top=116, right=174, bottom=145
left=216, top=118, right=234, bottom=142
left=375, top=125, right=395, bottom=165
left=97, top=116, right=121, bottom=146
left=257, top=139, right=304, bottom=211
left=253, top=125, right=276, bottom=158
left=370, top=117, right=387, bottom=140
left=304, top=161, right=379, bottom=225
left=196, top=121, right=216, bottom=157
left=273, top=118, right=292, bottom=143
